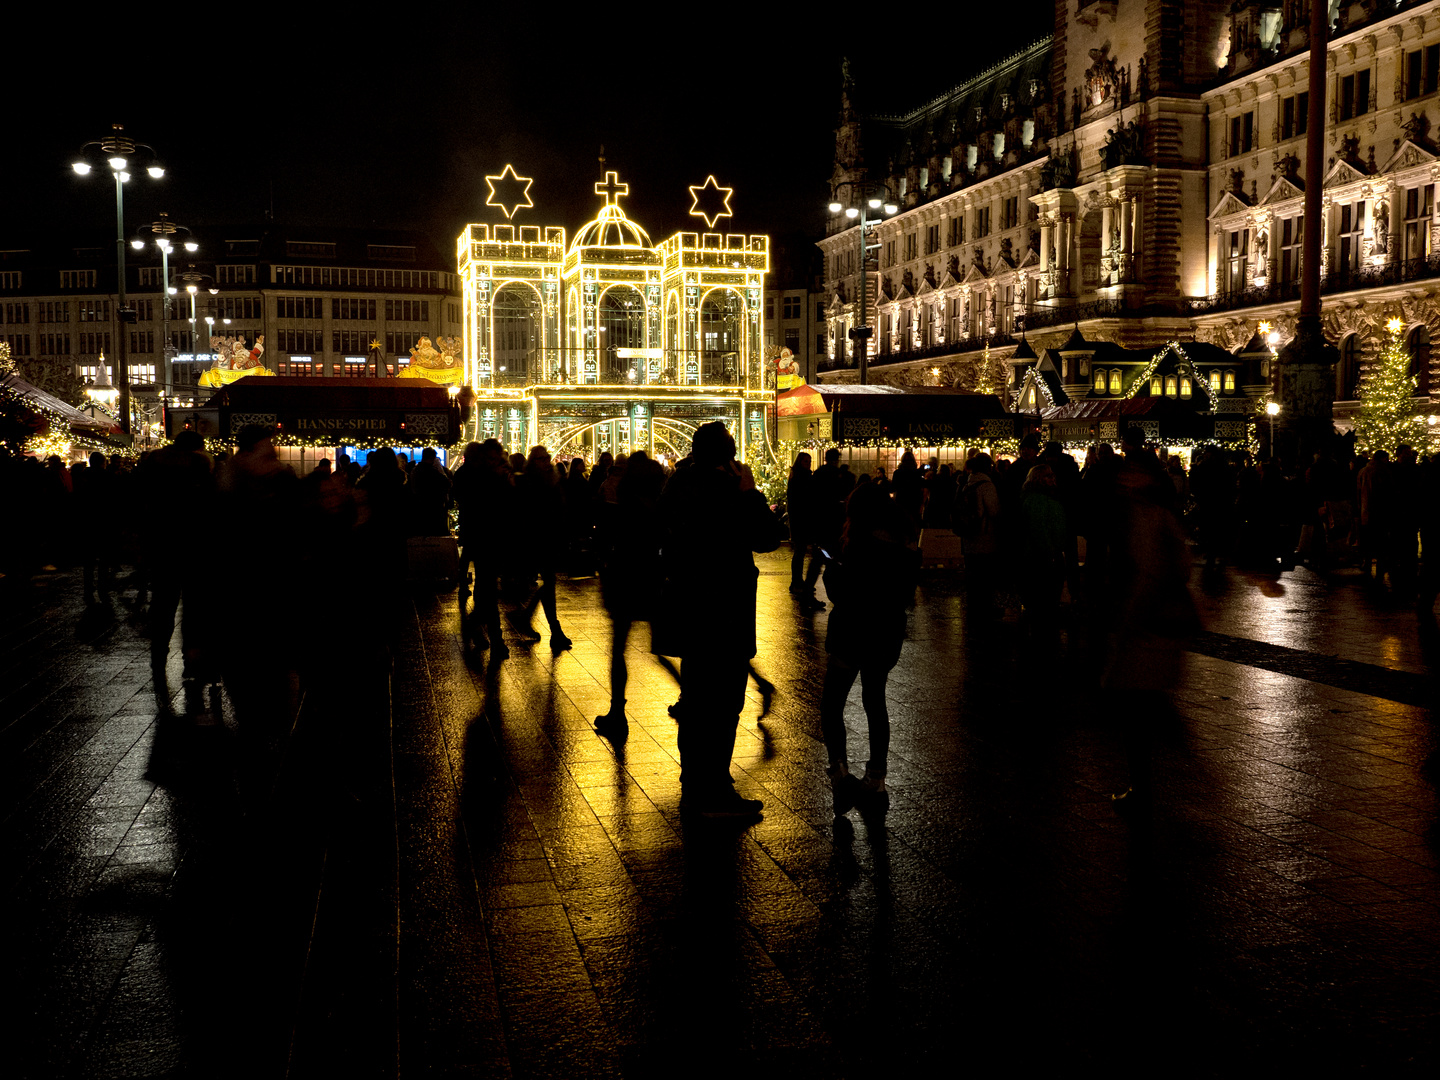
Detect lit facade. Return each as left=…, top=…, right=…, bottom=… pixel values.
left=818, top=0, right=1440, bottom=432
left=455, top=173, right=773, bottom=459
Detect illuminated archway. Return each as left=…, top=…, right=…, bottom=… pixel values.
left=699, top=286, right=745, bottom=386
left=598, top=284, right=647, bottom=382
left=492, top=280, right=544, bottom=384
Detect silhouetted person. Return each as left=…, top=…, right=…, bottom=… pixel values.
left=655, top=421, right=782, bottom=818
left=140, top=430, right=217, bottom=684
left=595, top=451, right=666, bottom=738
left=802, top=447, right=845, bottom=610
left=509, top=445, right=572, bottom=650
left=955, top=452, right=1001, bottom=622
left=1016, top=463, right=1068, bottom=637
left=1106, top=436, right=1199, bottom=817
left=786, top=451, right=815, bottom=594
left=452, top=440, right=514, bottom=661
left=820, top=483, right=918, bottom=818
left=407, top=446, right=452, bottom=537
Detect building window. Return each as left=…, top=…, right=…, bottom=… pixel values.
left=1229, top=111, right=1254, bottom=156
left=1094, top=368, right=1108, bottom=393
left=783, top=296, right=801, bottom=319
left=1223, top=370, right=1236, bottom=393
left=216, top=264, right=256, bottom=284
left=1339, top=70, right=1370, bottom=121
left=1109, top=369, right=1123, bottom=394
left=60, top=269, right=96, bottom=289
left=817, top=333, right=826, bottom=354
left=277, top=295, right=325, bottom=320
left=1405, top=185, right=1434, bottom=263
left=1279, top=215, right=1303, bottom=283
left=904, top=233, right=918, bottom=261
left=1336, top=333, right=1361, bottom=400
left=1209, top=370, right=1222, bottom=392
left=1165, top=375, right=1178, bottom=397
left=0, top=271, right=21, bottom=290
left=4, top=303, right=30, bottom=323
left=764, top=297, right=774, bottom=320
left=1180, top=377, right=1192, bottom=398
left=1409, top=325, right=1430, bottom=396
left=1151, top=375, right=1163, bottom=396
left=1281, top=93, right=1309, bottom=140
left=78, top=300, right=110, bottom=322
left=1226, top=229, right=1249, bottom=294
left=1000, top=197, right=1019, bottom=231
left=974, top=207, right=991, bottom=238
left=948, top=217, right=965, bottom=247
left=1405, top=44, right=1440, bottom=100
left=817, top=303, right=826, bottom=322
left=925, top=224, right=940, bottom=255
left=332, top=298, right=377, bottom=321
left=1338, top=201, right=1365, bottom=275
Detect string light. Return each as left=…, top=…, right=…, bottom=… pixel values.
left=456, top=160, right=774, bottom=456
left=484, top=164, right=535, bottom=220
left=687, top=175, right=734, bottom=229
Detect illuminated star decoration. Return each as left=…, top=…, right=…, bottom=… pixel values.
left=688, top=175, right=734, bottom=229
left=1386, top=316, right=1405, bottom=334
left=485, top=164, right=535, bottom=220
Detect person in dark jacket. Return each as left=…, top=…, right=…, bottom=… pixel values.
left=594, top=451, right=667, bottom=738
left=785, top=451, right=815, bottom=594
left=820, top=483, right=919, bottom=818
left=452, top=439, right=514, bottom=662
left=509, top=445, right=572, bottom=650
left=654, top=422, right=783, bottom=819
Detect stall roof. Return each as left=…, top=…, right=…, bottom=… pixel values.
left=1, top=373, right=119, bottom=434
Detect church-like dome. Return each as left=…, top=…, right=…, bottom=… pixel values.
left=569, top=204, right=652, bottom=252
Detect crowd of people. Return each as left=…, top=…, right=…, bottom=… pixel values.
left=7, top=422, right=1436, bottom=824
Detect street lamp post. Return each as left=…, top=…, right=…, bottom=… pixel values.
left=132, top=214, right=197, bottom=404
left=827, top=182, right=898, bottom=385
left=1266, top=400, right=1281, bottom=459
left=72, top=125, right=164, bottom=437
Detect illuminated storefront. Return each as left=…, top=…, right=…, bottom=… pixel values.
left=454, top=167, right=774, bottom=461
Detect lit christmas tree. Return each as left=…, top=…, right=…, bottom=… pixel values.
left=1354, top=317, right=1426, bottom=456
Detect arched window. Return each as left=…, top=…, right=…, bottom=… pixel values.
left=1335, top=333, right=1360, bottom=400
left=1165, top=375, right=1178, bottom=397
left=1223, top=370, right=1236, bottom=393
left=1407, top=325, right=1431, bottom=396
left=1180, top=377, right=1193, bottom=398
left=1094, top=368, right=1108, bottom=392
left=1151, top=375, right=1163, bottom=396
left=1209, top=370, right=1222, bottom=392
left=1108, top=369, right=1123, bottom=394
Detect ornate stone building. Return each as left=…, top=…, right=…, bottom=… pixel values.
left=820, top=0, right=1440, bottom=429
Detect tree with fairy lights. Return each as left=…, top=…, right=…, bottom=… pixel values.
left=1353, top=317, right=1427, bottom=456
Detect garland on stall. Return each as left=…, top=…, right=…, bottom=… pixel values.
left=1121, top=340, right=1219, bottom=410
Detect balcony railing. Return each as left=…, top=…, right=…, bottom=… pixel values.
left=1191, top=253, right=1440, bottom=315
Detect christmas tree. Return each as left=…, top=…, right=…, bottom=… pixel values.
left=1353, top=317, right=1426, bottom=456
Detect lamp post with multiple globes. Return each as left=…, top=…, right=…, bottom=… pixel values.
left=131, top=214, right=197, bottom=405
left=826, top=182, right=898, bottom=385
left=72, top=125, right=164, bottom=437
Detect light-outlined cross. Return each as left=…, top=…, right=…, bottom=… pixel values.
left=595, top=170, right=629, bottom=207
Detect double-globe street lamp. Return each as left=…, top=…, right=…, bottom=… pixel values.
left=72, top=124, right=164, bottom=437
left=827, top=182, right=898, bottom=385
left=131, top=213, right=197, bottom=404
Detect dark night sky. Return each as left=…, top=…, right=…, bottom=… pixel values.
left=8, top=8, right=1052, bottom=262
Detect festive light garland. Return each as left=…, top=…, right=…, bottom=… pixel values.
left=1354, top=317, right=1429, bottom=455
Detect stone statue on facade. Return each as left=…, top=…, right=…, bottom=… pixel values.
left=1373, top=199, right=1390, bottom=254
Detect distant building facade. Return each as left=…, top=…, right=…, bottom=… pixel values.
left=819, top=0, right=1440, bottom=428
left=0, top=226, right=462, bottom=410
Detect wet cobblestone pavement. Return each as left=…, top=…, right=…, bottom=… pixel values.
left=4, top=552, right=1439, bottom=1077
